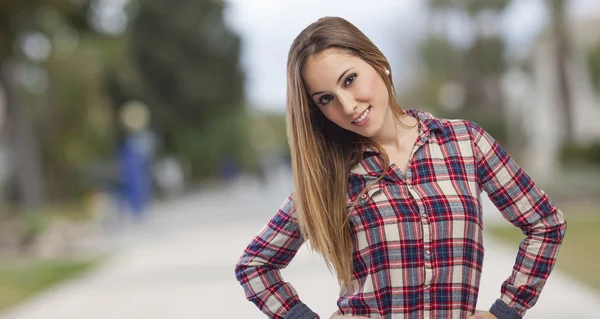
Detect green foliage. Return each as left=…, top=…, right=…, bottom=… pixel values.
left=128, top=0, right=250, bottom=180
left=420, top=0, right=510, bottom=147
left=254, top=112, right=290, bottom=152
left=466, top=36, right=506, bottom=75
left=419, top=36, right=459, bottom=78
left=129, top=0, right=244, bottom=125
left=429, top=0, right=509, bottom=16
left=416, top=36, right=462, bottom=112
left=0, top=258, right=99, bottom=311
left=170, top=110, right=257, bottom=179
left=38, top=36, right=121, bottom=199
left=19, top=213, right=49, bottom=244
left=588, top=44, right=600, bottom=96
left=560, top=142, right=600, bottom=166
left=0, top=2, right=113, bottom=205
left=0, top=1, right=90, bottom=60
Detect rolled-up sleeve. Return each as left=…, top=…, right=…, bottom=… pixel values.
left=469, top=121, right=567, bottom=318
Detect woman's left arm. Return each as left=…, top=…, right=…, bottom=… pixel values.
left=469, top=121, right=567, bottom=319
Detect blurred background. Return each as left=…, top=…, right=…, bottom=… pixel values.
left=0, top=0, right=599, bottom=318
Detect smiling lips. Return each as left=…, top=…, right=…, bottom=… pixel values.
left=352, top=106, right=371, bottom=125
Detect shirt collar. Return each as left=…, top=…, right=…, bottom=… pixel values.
left=361, top=109, right=443, bottom=154
left=406, top=108, right=443, bottom=134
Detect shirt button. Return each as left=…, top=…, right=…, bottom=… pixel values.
left=420, top=213, right=427, bottom=219
left=424, top=250, right=431, bottom=256
left=360, top=194, right=367, bottom=199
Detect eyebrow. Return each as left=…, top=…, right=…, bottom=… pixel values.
left=310, top=67, right=355, bottom=98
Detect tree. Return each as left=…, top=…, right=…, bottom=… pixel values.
left=588, top=44, right=600, bottom=96
left=420, top=0, right=510, bottom=145
left=550, top=0, right=574, bottom=143
left=0, top=1, right=92, bottom=213
left=128, top=0, right=249, bottom=179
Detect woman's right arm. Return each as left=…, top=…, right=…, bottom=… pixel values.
left=234, top=194, right=319, bottom=319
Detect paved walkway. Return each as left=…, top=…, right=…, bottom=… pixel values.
left=1, top=171, right=599, bottom=318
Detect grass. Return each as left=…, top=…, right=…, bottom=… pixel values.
left=487, top=204, right=600, bottom=291
left=0, top=196, right=106, bottom=313
left=0, top=258, right=100, bottom=312
left=43, top=200, right=93, bottom=222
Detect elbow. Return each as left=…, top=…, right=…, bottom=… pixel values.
left=234, top=254, right=272, bottom=304
left=234, top=252, right=265, bottom=286
left=553, top=207, right=568, bottom=244
left=234, top=255, right=256, bottom=302
left=558, top=217, right=567, bottom=243
left=234, top=254, right=250, bottom=285
left=526, top=214, right=567, bottom=245
left=527, top=203, right=568, bottom=244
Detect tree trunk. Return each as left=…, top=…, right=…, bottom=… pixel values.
left=0, top=59, right=45, bottom=213
left=551, top=0, right=574, bottom=143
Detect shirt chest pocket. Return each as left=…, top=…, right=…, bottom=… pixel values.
left=346, top=185, right=405, bottom=232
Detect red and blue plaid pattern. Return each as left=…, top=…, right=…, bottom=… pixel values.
left=235, top=109, right=566, bottom=319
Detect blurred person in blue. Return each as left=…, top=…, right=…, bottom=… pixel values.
left=117, top=100, right=154, bottom=220
left=235, top=17, right=566, bottom=319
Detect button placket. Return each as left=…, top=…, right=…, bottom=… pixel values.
left=407, top=179, right=427, bottom=219
left=403, top=154, right=434, bottom=290
left=420, top=182, right=433, bottom=287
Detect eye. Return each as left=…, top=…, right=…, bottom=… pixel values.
left=344, top=73, right=357, bottom=86
left=318, top=94, right=333, bottom=105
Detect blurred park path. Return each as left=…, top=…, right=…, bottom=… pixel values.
left=1, top=167, right=599, bottom=319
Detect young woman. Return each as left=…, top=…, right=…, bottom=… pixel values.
left=235, top=16, right=566, bottom=319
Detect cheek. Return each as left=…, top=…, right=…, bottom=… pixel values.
left=321, top=108, right=346, bottom=127
left=355, top=72, right=381, bottom=101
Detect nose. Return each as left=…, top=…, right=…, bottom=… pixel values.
left=338, top=91, right=357, bottom=116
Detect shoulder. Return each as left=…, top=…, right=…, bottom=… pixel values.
left=407, top=109, right=481, bottom=140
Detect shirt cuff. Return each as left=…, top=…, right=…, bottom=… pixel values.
left=284, top=302, right=319, bottom=319
left=489, top=299, right=522, bottom=319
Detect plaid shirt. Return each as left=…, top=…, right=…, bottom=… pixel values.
left=235, top=109, right=567, bottom=319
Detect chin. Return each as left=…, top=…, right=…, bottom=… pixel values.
left=356, top=119, right=383, bottom=139
left=350, top=126, right=377, bottom=138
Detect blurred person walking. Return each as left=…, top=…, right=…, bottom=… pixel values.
left=117, top=101, right=154, bottom=221
left=235, top=17, right=566, bottom=319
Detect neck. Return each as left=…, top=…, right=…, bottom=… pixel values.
left=372, top=111, right=418, bottom=151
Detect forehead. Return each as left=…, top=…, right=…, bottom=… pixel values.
left=302, top=49, right=368, bottom=91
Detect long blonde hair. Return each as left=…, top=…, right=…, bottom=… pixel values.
left=286, top=17, right=407, bottom=285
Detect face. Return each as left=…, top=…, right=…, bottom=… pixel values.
left=302, top=48, right=392, bottom=138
